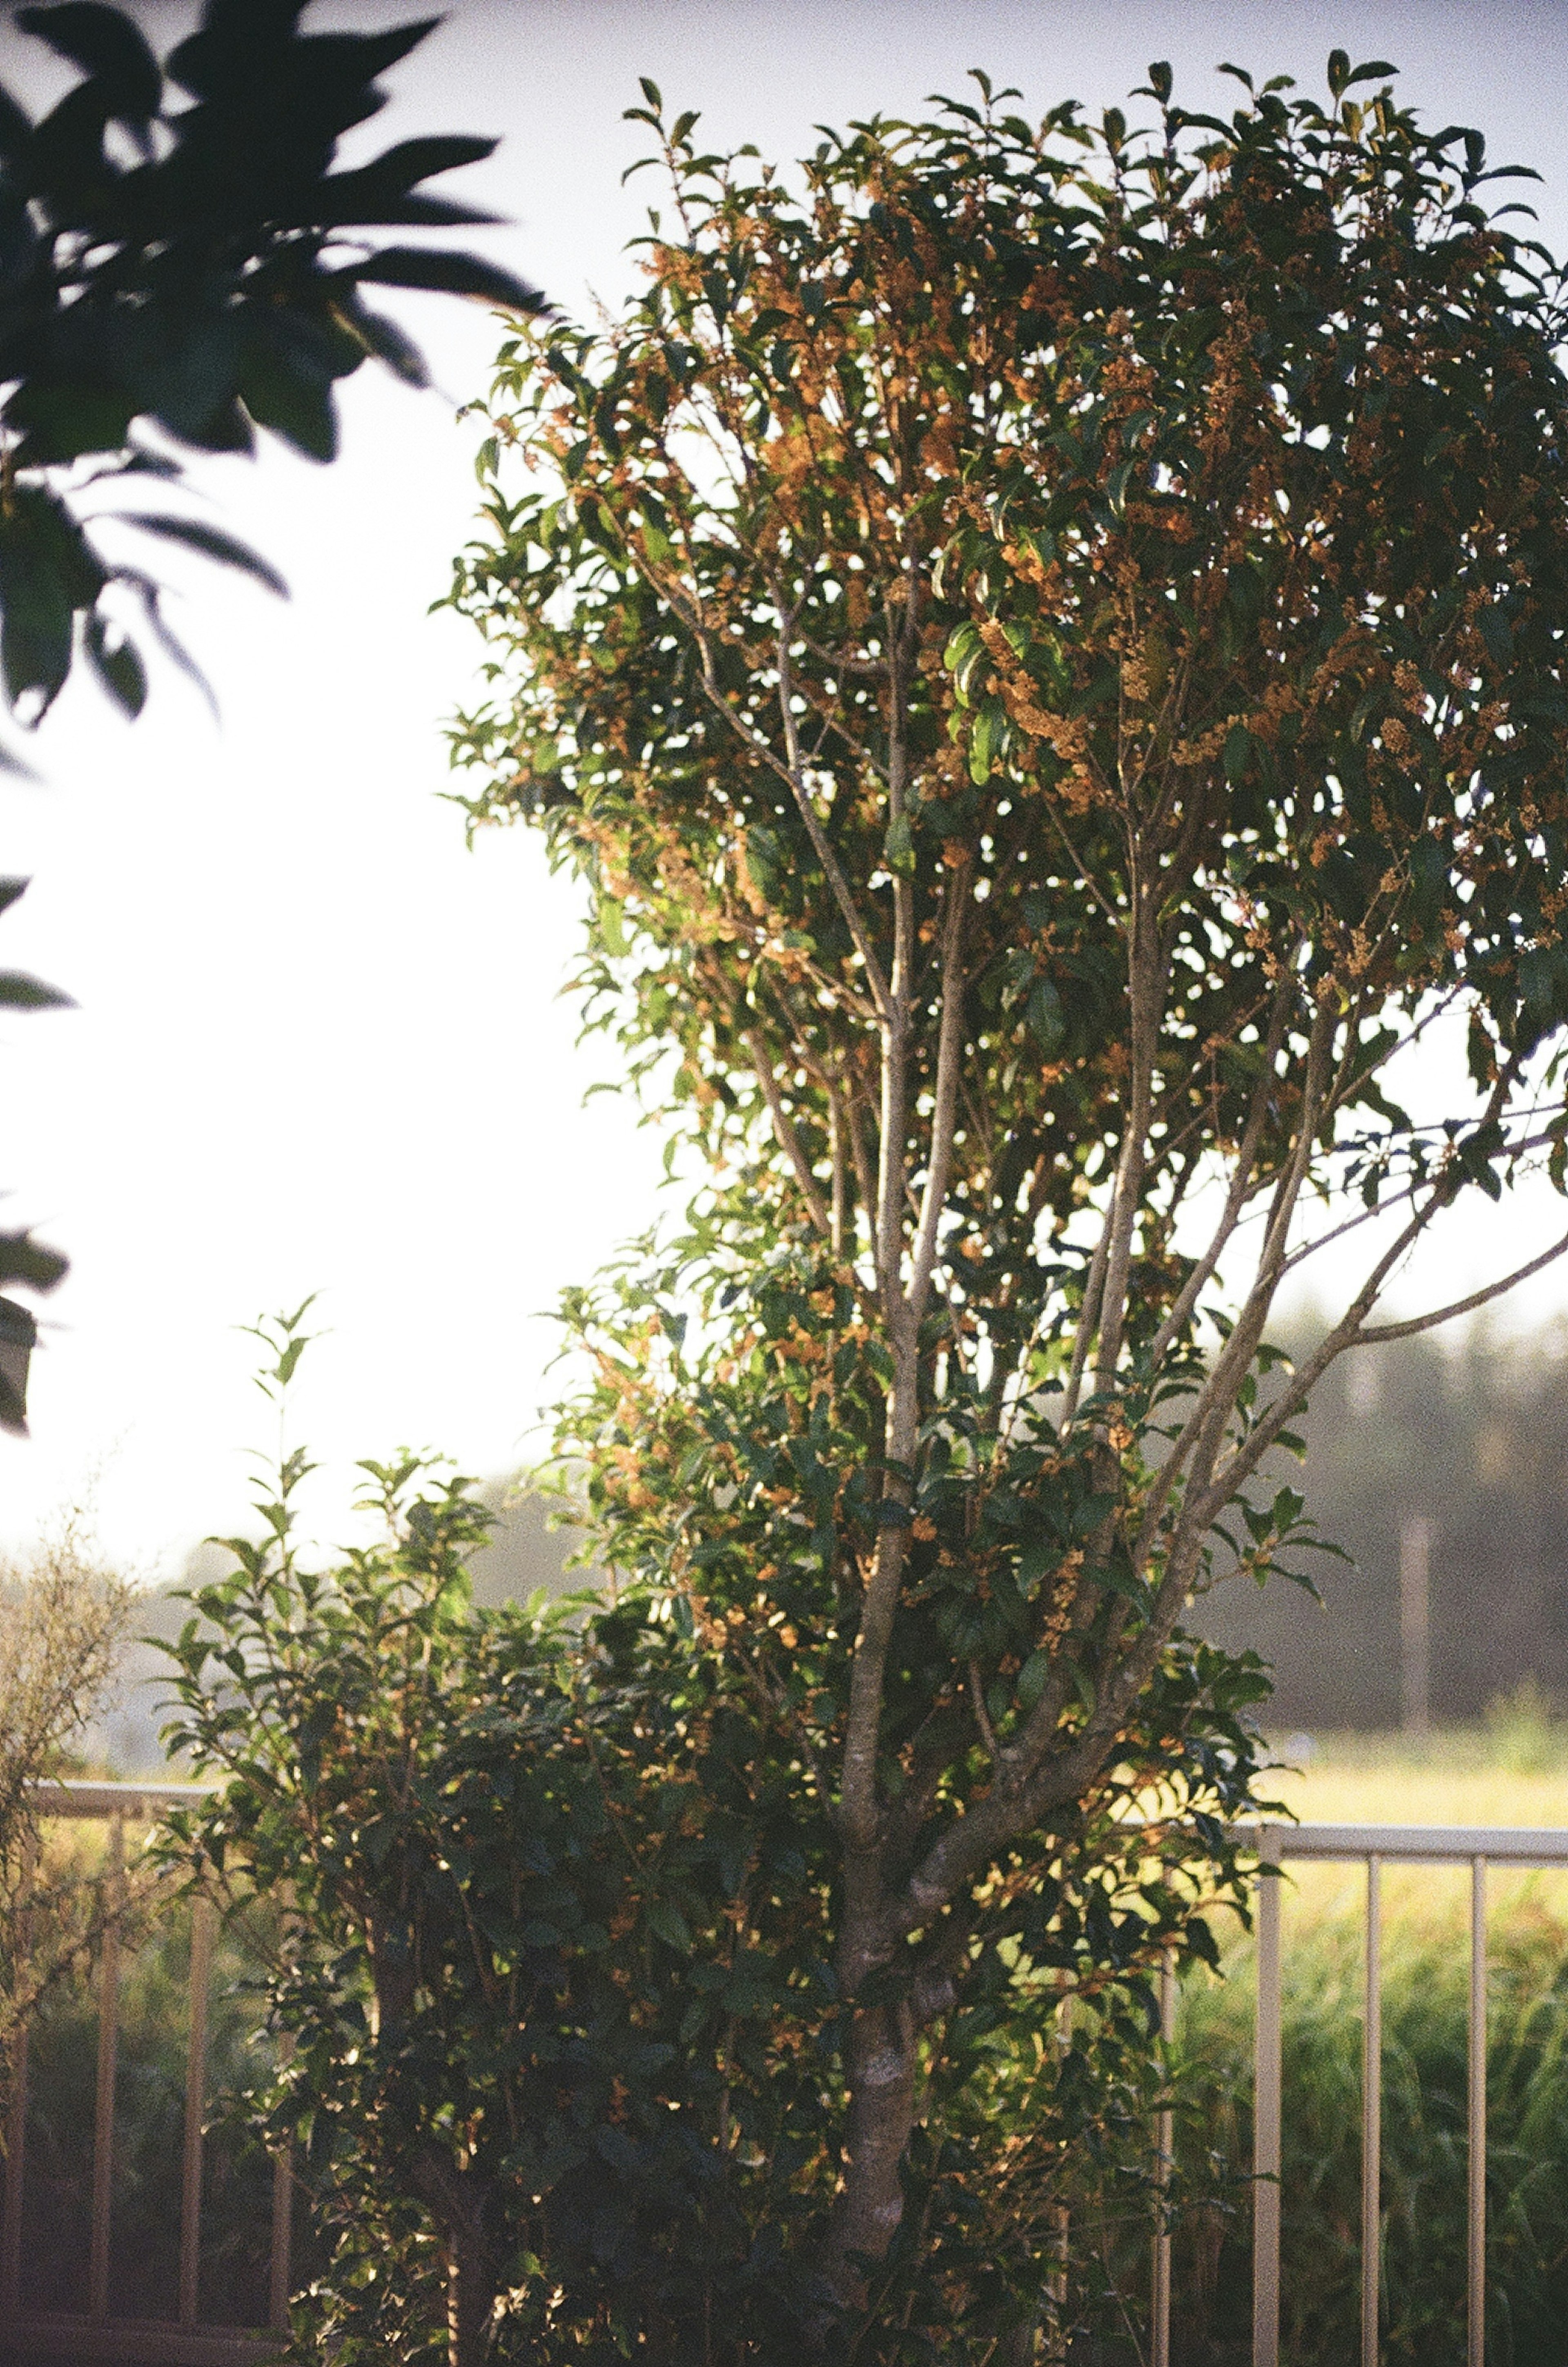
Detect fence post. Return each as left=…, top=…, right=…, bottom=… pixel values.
left=1151, top=1948, right=1175, bottom=2367
left=1469, top=1857, right=1487, bottom=2367
left=0, top=1832, right=36, bottom=2319
left=1045, top=1978, right=1072, bottom=2363
left=179, top=1894, right=216, bottom=2328
left=1361, top=1855, right=1383, bottom=2367
left=1252, top=1826, right=1282, bottom=2367
left=87, top=1814, right=125, bottom=2324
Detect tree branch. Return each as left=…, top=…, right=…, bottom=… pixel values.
left=907, top=859, right=971, bottom=1322
left=1351, top=1229, right=1568, bottom=1344
left=742, top=1026, right=832, bottom=1239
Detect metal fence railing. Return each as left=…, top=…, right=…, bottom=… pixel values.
left=1222, top=1820, right=1568, bottom=2367
left=7, top=1790, right=1566, bottom=2364
left=0, top=1780, right=285, bottom=2367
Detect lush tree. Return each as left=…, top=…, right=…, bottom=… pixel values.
left=0, top=0, right=544, bottom=1414
left=161, top=1311, right=1266, bottom=2364
left=446, top=52, right=1568, bottom=2331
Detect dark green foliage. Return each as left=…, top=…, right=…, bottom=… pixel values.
left=156, top=1315, right=1276, bottom=2364
left=0, top=0, right=543, bottom=727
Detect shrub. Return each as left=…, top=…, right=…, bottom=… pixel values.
left=158, top=1314, right=1271, bottom=2365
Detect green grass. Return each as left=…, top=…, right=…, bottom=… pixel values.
left=15, top=1889, right=283, bottom=2327
left=1067, top=1728, right=1568, bottom=2362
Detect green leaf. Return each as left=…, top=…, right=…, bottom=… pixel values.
left=0, top=970, right=73, bottom=1010
left=645, top=1897, right=692, bottom=1952
left=884, top=811, right=915, bottom=875
left=345, top=248, right=546, bottom=312
left=1026, top=976, right=1065, bottom=1053
left=85, top=613, right=147, bottom=717
left=969, top=702, right=1000, bottom=785
left=19, top=3, right=161, bottom=120
left=118, top=515, right=288, bottom=598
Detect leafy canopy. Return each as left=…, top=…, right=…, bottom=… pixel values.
left=445, top=51, right=1568, bottom=2336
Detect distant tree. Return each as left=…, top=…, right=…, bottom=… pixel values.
left=1203, top=1311, right=1568, bottom=1728
left=0, top=1506, right=131, bottom=2072
left=0, top=0, right=545, bottom=1417
left=449, top=55, right=1568, bottom=2338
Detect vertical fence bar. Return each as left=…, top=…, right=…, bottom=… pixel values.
left=87, top=1814, right=124, bottom=2324
left=1152, top=1948, right=1176, bottom=2367
left=1361, top=1854, right=1382, bottom=2367
left=179, top=1895, right=216, bottom=2329
left=1469, top=1857, right=1487, bottom=2367
left=1252, top=1827, right=1282, bottom=2367
left=0, top=2014, right=25, bottom=2320
left=0, top=1832, right=36, bottom=2320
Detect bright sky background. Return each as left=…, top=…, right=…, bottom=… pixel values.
left=2, top=0, right=1567, bottom=1577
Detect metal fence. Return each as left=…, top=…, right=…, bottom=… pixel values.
left=6, top=1790, right=1567, bottom=2364
left=1218, top=1819, right=1568, bottom=2367
left=0, top=1780, right=285, bottom=2367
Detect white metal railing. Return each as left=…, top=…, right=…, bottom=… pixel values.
left=12, top=1793, right=1568, bottom=2363
left=1215, top=1820, right=1568, bottom=2367
left=1, top=1779, right=285, bottom=2367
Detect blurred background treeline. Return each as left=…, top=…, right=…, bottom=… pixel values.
left=1198, top=1311, right=1568, bottom=1732
left=80, top=1309, right=1568, bottom=1769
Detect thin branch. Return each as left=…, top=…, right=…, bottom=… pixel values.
left=1280, top=1116, right=1568, bottom=1278
left=1133, top=1000, right=1335, bottom=1566
left=1094, top=873, right=1164, bottom=1384
left=1038, top=791, right=1120, bottom=925
left=695, top=621, right=892, bottom=1021
left=1060, top=1215, right=1114, bottom=1430
left=742, top=1026, right=832, bottom=1238
left=829, top=1093, right=847, bottom=1257
left=1186, top=1061, right=1524, bottom=1525
left=1352, top=1229, right=1568, bottom=1343
left=907, top=860, right=971, bottom=1321
left=1145, top=971, right=1298, bottom=1372
left=967, top=1660, right=1000, bottom=1767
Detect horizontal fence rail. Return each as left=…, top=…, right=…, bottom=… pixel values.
left=1, top=1781, right=286, bottom=2367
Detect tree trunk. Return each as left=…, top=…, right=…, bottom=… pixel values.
left=445, top=2232, right=494, bottom=2367
left=822, top=2000, right=919, bottom=2318
left=408, top=2146, right=495, bottom=2367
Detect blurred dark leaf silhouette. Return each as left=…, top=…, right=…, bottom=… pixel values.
left=0, top=1, right=546, bottom=1423
left=0, top=0, right=545, bottom=724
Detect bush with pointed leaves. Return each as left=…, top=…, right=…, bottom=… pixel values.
left=158, top=1309, right=1272, bottom=2366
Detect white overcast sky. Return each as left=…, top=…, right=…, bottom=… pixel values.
left=0, top=0, right=1565, bottom=1576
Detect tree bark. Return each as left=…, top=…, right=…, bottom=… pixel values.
left=824, top=2000, right=919, bottom=2316
left=408, top=2146, right=495, bottom=2367
left=445, top=2233, right=494, bottom=2367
